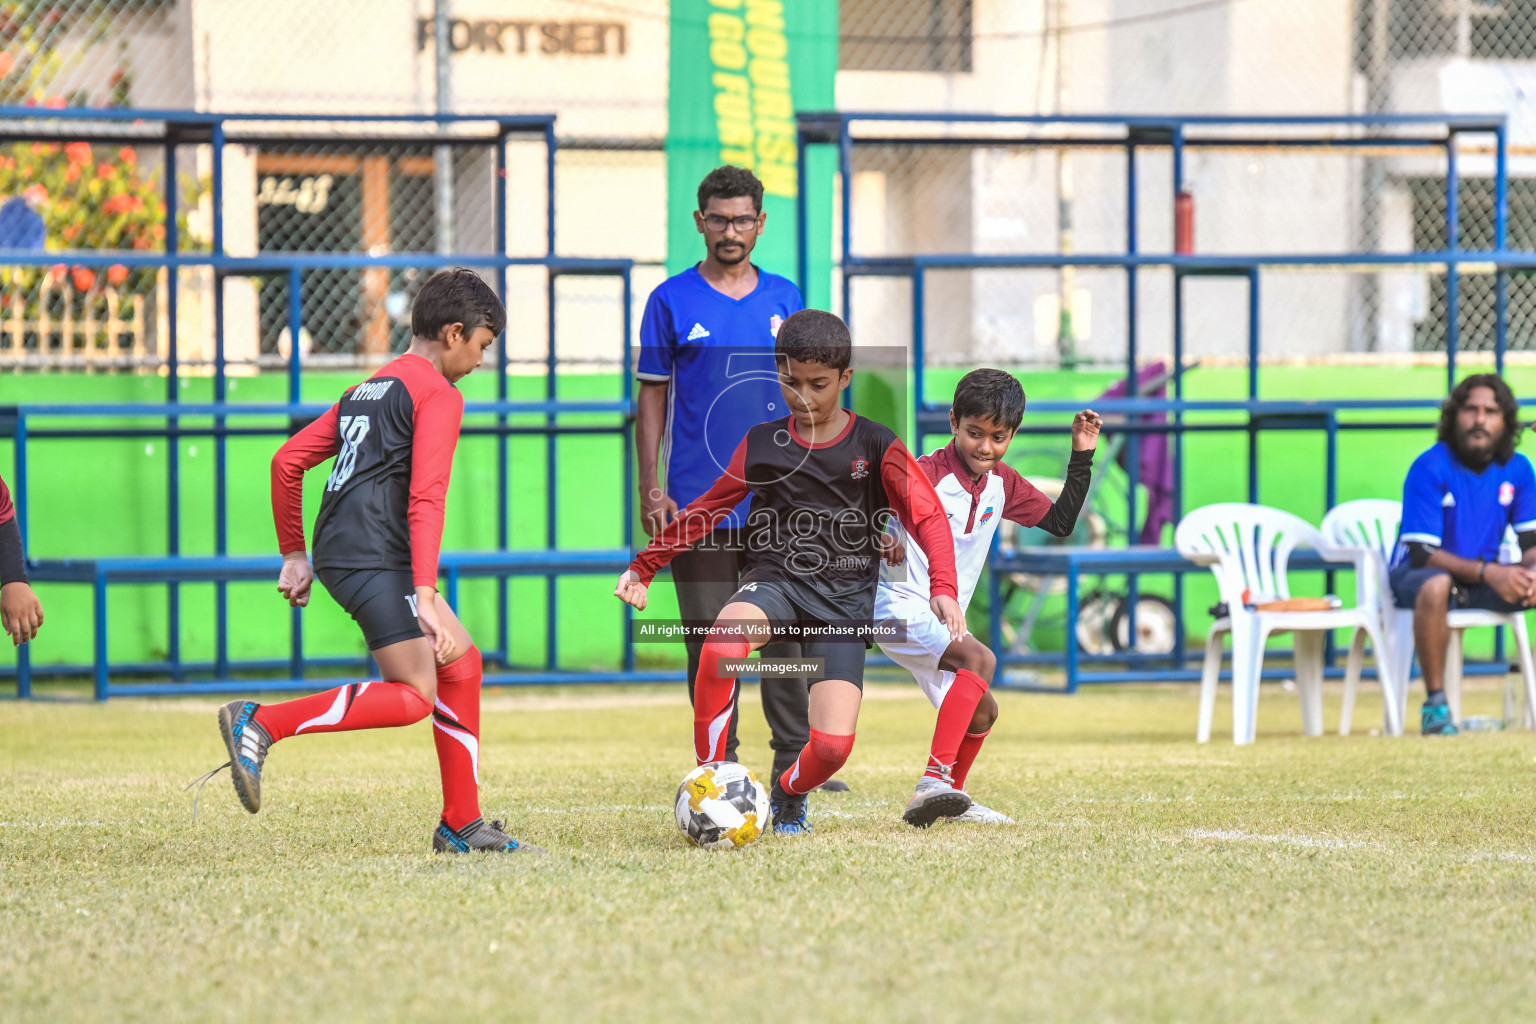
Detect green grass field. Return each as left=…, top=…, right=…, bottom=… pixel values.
left=5, top=678, right=1536, bottom=1023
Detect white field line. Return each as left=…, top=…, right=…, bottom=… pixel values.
left=1184, top=827, right=1374, bottom=850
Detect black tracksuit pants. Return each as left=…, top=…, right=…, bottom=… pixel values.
left=670, top=528, right=809, bottom=780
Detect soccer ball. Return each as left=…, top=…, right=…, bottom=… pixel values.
left=674, top=761, right=770, bottom=851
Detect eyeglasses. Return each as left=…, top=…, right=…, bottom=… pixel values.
left=702, top=214, right=761, bottom=233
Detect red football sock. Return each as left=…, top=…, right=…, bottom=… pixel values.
left=254, top=679, right=432, bottom=742
left=694, top=632, right=747, bottom=764
left=778, top=729, right=856, bottom=796
left=432, top=646, right=484, bottom=831
left=923, top=669, right=988, bottom=783
left=952, top=729, right=990, bottom=791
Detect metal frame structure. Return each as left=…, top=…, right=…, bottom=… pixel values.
left=0, top=108, right=653, bottom=697
left=797, top=111, right=1535, bottom=687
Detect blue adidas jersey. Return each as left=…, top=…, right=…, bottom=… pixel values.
left=1393, top=441, right=1536, bottom=567
left=637, top=265, right=803, bottom=528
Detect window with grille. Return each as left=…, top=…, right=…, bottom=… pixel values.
left=840, top=0, right=973, bottom=73
left=1405, top=176, right=1536, bottom=351
left=1356, top=0, right=1536, bottom=67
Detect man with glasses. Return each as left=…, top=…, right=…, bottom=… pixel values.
left=636, top=166, right=844, bottom=797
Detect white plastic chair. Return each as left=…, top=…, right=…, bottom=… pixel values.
left=1323, top=498, right=1536, bottom=733
left=1175, top=503, right=1395, bottom=744
left=1320, top=499, right=1408, bottom=736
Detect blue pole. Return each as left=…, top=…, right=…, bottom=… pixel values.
left=1495, top=121, right=1509, bottom=258
left=1446, top=135, right=1460, bottom=392
left=1124, top=141, right=1140, bottom=642
left=1065, top=561, right=1080, bottom=694
left=164, top=138, right=181, bottom=681
left=211, top=120, right=226, bottom=255
left=1496, top=122, right=1509, bottom=377
left=1325, top=412, right=1338, bottom=510
left=13, top=413, right=26, bottom=697
left=14, top=637, right=26, bottom=698
left=988, top=530, right=1002, bottom=677
left=93, top=570, right=108, bottom=701
left=1171, top=127, right=1186, bottom=671
left=287, top=268, right=302, bottom=405
left=545, top=124, right=557, bottom=259
left=13, top=412, right=25, bottom=558
left=213, top=120, right=228, bottom=679
left=912, top=266, right=926, bottom=431
left=213, top=272, right=228, bottom=679
left=839, top=118, right=852, bottom=326
left=496, top=129, right=510, bottom=665
left=1247, top=266, right=1260, bottom=505
left=545, top=124, right=559, bottom=671
left=289, top=604, right=303, bottom=682
left=285, top=265, right=304, bottom=683
left=621, top=264, right=636, bottom=674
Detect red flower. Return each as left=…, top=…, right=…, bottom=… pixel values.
left=64, top=165, right=79, bottom=184
left=65, top=141, right=91, bottom=165
left=0, top=52, right=14, bottom=77
left=43, top=96, right=65, bottom=109
left=118, top=146, right=135, bottom=166
left=47, top=263, right=66, bottom=283
left=107, top=264, right=128, bottom=286
left=62, top=223, right=80, bottom=241
left=22, top=183, right=46, bottom=205
left=152, top=224, right=165, bottom=240
left=95, top=162, right=114, bottom=179
left=71, top=267, right=94, bottom=292
left=103, top=194, right=128, bottom=215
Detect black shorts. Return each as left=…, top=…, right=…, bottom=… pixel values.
left=727, top=577, right=870, bottom=688
left=317, top=567, right=423, bottom=651
left=1389, top=565, right=1525, bottom=614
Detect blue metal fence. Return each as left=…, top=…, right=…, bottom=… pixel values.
left=795, top=111, right=1526, bottom=687
left=0, top=108, right=652, bottom=697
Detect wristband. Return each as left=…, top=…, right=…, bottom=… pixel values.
left=1478, top=559, right=1488, bottom=584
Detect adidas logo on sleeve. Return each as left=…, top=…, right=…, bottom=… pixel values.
left=686, top=323, right=711, bottom=340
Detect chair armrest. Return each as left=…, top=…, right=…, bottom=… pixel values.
left=1314, top=543, right=1382, bottom=610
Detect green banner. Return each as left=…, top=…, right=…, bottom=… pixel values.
left=666, top=0, right=837, bottom=309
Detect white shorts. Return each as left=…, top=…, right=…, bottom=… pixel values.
left=873, top=586, right=957, bottom=709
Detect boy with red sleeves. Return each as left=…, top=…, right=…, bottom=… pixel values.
left=209, top=268, right=542, bottom=855
left=614, top=309, right=967, bottom=834
left=0, top=473, right=44, bottom=647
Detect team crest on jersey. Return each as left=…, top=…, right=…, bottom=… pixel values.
left=1501, top=482, right=1515, bottom=507
left=979, top=506, right=995, bottom=525
left=769, top=314, right=783, bottom=337
left=851, top=457, right=870, bottom=480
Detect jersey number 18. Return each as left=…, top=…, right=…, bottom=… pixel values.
left=326, top=415, right=371, bottom=492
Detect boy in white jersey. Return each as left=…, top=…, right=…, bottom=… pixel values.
left=877, top=369, right=1100, bottom=826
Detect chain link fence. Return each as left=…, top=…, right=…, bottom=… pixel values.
left=0, top=0, right=1532, bottom=369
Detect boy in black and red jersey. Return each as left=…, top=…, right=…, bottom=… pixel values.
left=614, top=309, right=967, bottom=835
left=210, top=269, right=542, bottom=855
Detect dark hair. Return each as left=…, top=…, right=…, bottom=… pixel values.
left=951, top=368, right=1025, bottom=432
left=411, top=267, right=507, bottom=341
left=775, top=309, right=851, bottom=372
left=697, top=165, right=764, bottom=214
left=1438, top=373, right=1522, bottom=464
